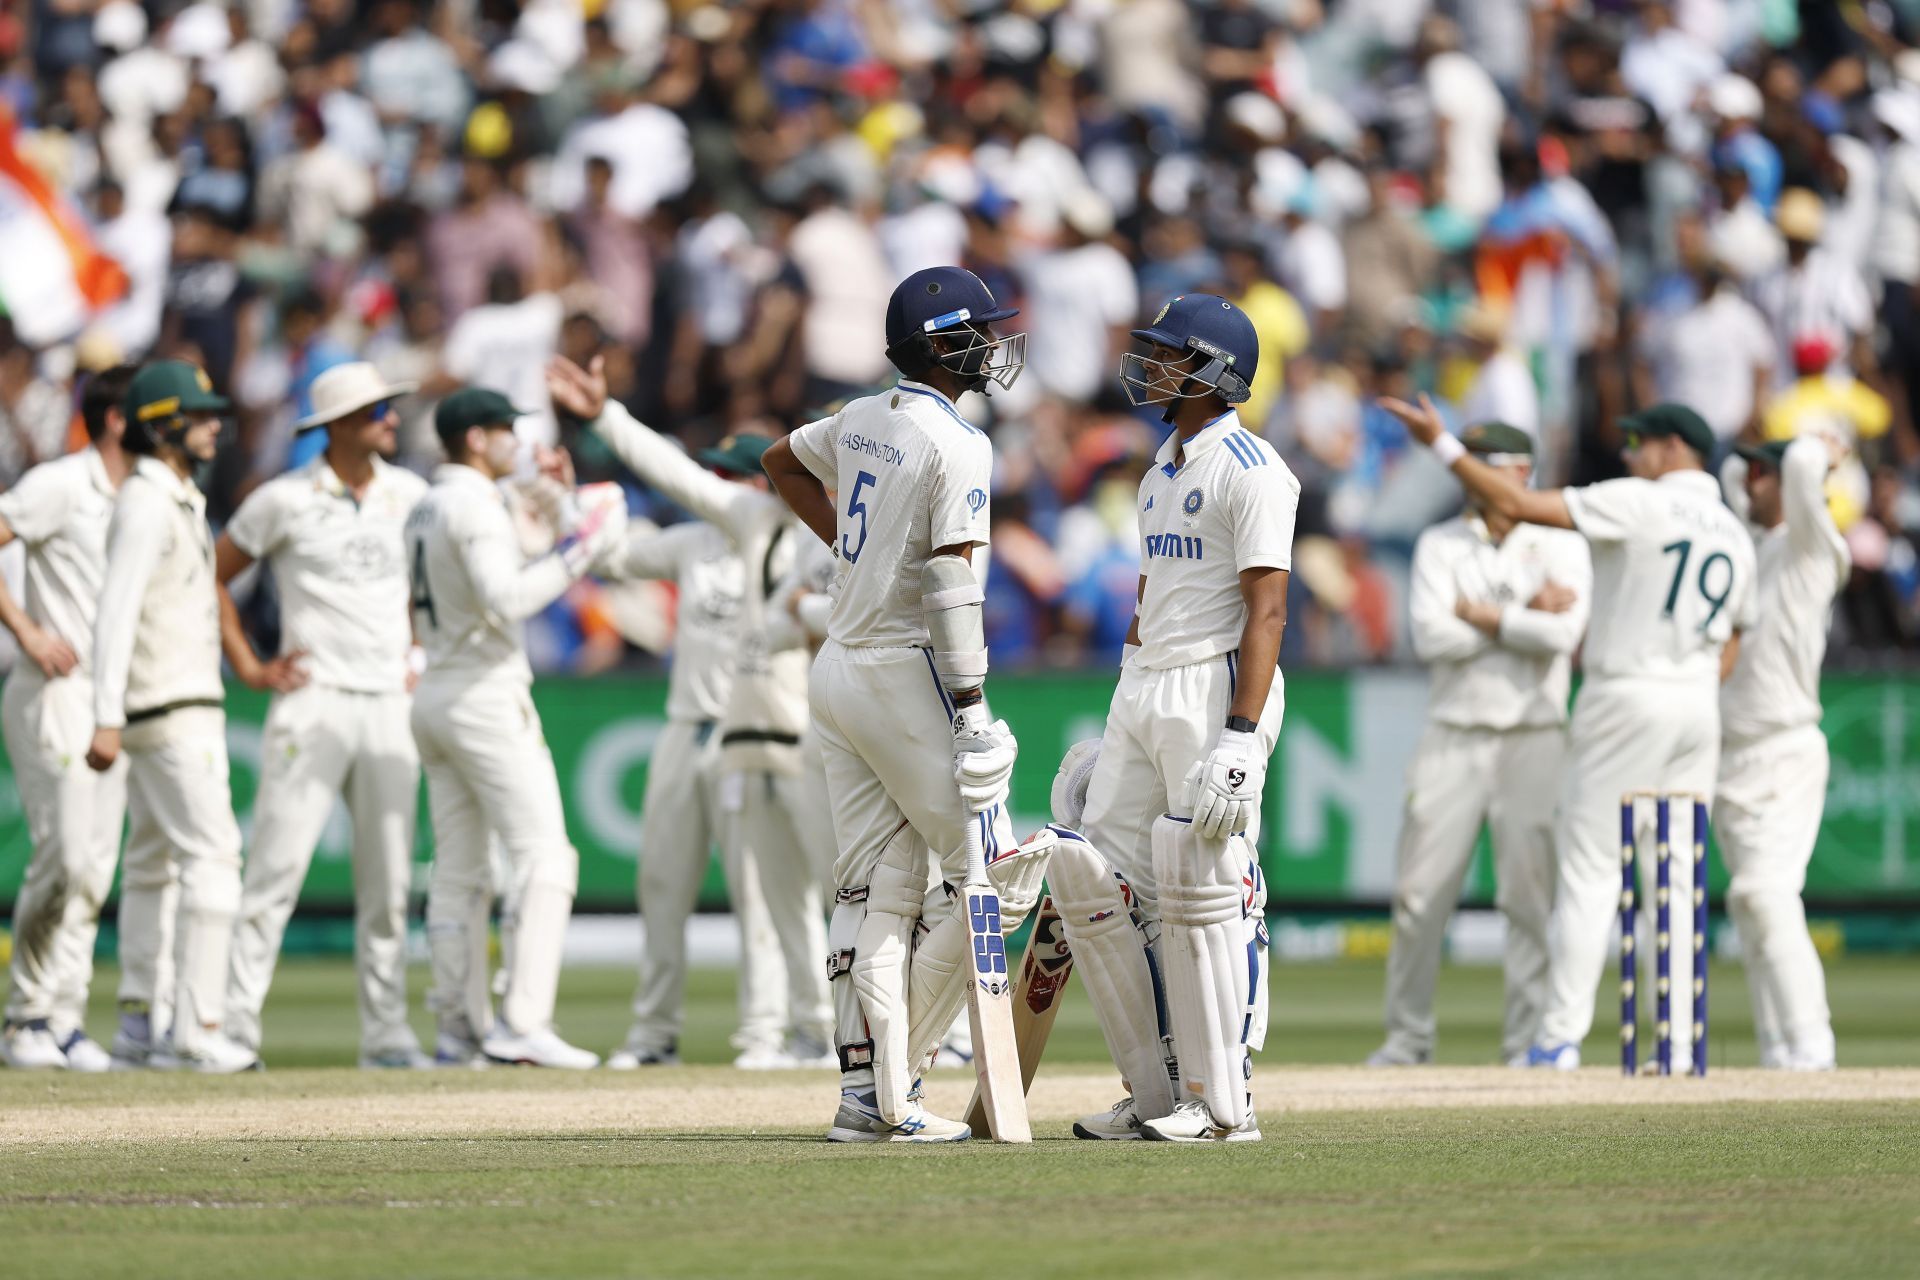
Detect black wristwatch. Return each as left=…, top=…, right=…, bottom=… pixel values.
left=1225, top=715, right=1258, bottom=734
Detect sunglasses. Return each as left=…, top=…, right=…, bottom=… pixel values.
left=1623, top=431, right=1642, bottom=451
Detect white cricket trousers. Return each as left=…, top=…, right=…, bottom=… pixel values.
left=725, top=764, right=833, bottom=1050
left=1716, top=725, right=1834, bottom=1066
left=1539, top=676, right=1719, bottom=1068
left=623, top=717, right=724, bottom=1054
left=116, top=706, right=244, bottom=1055
left=1380, top=721, right=1563, bottom=1063
left=2, top=670, right=127, bottom=1029
left=225, top=685, right=420, bottom=1058
left=412, top=674, right=579, bottom=1039
left=1079, top=652, right=1282, bottom=920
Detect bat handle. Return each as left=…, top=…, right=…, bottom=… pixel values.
left=962, top=805, right=988, bottom=888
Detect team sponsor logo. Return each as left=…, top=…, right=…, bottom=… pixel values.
left=969, top=889, right=1010, bottom=997
left=1144, top=533, right=1204, bottom=561
left=1183, top=488, right=1204, bottom=516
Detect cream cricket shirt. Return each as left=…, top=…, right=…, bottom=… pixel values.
left=1409, top=515, right=1592, bottom=731
left=406, top=464, right=577, bottom=686
left=1720, top=438, right=1849, bottom=746
left=93, top=457, right=223, bottom=728
left=0, top=447, right=117, bottom=674
left=1133, top=411, right=1300, bottom=670
left=621, top=521, right=742, bottom=724
left=1562, top=469, right=1757, bottom=684
left=787, top=380, right=993, bottom=650
left=226, top=455, right=428, bottom=693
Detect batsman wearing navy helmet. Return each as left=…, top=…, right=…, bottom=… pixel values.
left=764, top=266, right=1060, bottom=1142
left=1049, top=295, right=1299, bottom=1142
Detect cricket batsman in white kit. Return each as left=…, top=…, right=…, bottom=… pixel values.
left=1368, top=423, right=1591, bottom=1068
left=406, top=387, right=625, bottom=1068
left=1380, top=398, right=1755, bottom=1072
left=0, top=366, right=136, bottom=1072
left=87, top=360, right=258, bottom=1072
left=763, top=266, right=1054, bottom=1142
left=216, top=362, right=431, bottom=1068
left=1050, top=294, right=1297, bottom=1143
left=1717, top=437, right=1847, bottom=1069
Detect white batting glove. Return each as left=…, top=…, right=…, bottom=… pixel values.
left=557, top=483, right=628, bottom=577
left=952, top=702, right=1017, bottom=814
left=1050, top=737, right=1102, bottom=827
left=1185, top=727, right=1263, bottom=839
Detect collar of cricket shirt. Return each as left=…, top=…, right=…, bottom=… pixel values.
left=1154, top=409, right=1240, bottom=475
left=894, top=380, right=984, bottom=434
left=134, top=455, right=201, bottom=506
left=310, top=453, right=390, bottom=503
left=82, top=445, right=114, bottom=497
left=1656, top=469, right=1723, bottom=499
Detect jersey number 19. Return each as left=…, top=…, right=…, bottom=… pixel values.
left=1661, top=538, right=1734, bottom=631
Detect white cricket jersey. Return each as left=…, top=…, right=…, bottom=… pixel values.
left=1133, top=411, right=1300, bottom=669
left=225, top=455, right=427, bottom=694
left=787, top=380, right=992, bottom=649
left=621, top=521, right=742, bottom=723
left=1409, top=515, right=1592, bottom=731
left=92, top=457, right=223, bottom=728
left=405, top=463, right=578, bottom=686
left=1563, top=469, right=1757, bottom=684
left=0, top=447, right=117, bottom=675
left=1720, top=438, right=1849, bottom=746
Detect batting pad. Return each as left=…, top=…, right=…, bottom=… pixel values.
left=1050, top=826, right=1176, bottom=1121
left=905, top=817, right=1049, bottom=1078
left=851, top=823, right=933, bottom=1122
left=1153, top=815, right=1251, bottom=1131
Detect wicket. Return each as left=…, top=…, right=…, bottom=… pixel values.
left=1618, top=791, right=1709, bottom=1077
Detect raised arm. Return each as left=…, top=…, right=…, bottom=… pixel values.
left=1780, top=436, right=1849, bottom=577
left=1379, top=395, right=1575, bottom=530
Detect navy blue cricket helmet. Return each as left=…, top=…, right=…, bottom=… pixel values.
left=1121, top=293, right=1259, bottom=413
left=884, top=266, right=1025, bottom=393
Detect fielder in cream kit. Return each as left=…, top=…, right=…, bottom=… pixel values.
left=406, top=387, right=625, bottom=1069
left=1049, top=294, right=1296, bottom=1143
left=216, top=362, right=430, bottom=1068
left=1381, top=398, right=1754, bottom=1072
left=88, top=361, right=257, bottom=1072
left=0, top=366, right=136, bottom=1072
left=1717, top=437, right=1847, bottom=1069
left=1369, top=423, right=1591, bottom=1068
left=765, top=266, right=1057, bottom=1142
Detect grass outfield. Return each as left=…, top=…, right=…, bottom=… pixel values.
left=0, top=955, right=1913, bottom=1278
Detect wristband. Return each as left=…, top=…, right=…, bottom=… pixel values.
left=1225, top=715, right=1258, bottom=734
left=1430, top=433, right=1466, bottom=466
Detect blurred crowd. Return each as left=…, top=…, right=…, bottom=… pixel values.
left=4, top=0, right=1920, bottom=672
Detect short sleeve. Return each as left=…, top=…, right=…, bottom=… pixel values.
left=0, top=463, right=72, bottom=544
left=224, top=480, right=287, bottom=559
left=788, top=413, right=839, bottom=485
left=1563, top=477, right=1654, bottom=544
left=928, top=436, right=993, bottom=550
left=1227, top=463, right=1300, bottom=572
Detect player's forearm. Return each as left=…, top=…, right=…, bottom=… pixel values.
left=217, top=583, right=265, bottom=676
left=1781, top=437, right=1842, bottom=557
left=1447, top=453, right=1574, bottom=530
left=592, top=402, right=754, bottom=540
left=92, top=509, right=162, bottom=727
left=1495, top=605, right=1583, bottom=655
left=1720, top=631, right=1743, bottom=682
left=764, top=441, right=836, bottom=547
left=468, top=527, right=580, bottom=623
left=0, top=577, right=37, bottom=647
left=1413, top=614, right=1491, bottom=662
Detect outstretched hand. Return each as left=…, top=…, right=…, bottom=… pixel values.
left=1377, top=393, right=1447, bottom=446
left=547, top=354, right=609, bottom=423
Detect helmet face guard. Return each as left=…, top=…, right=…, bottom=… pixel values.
left=892, top=321, right=1026, bottom=393
left=1119, top=342, right=1250, bottom=409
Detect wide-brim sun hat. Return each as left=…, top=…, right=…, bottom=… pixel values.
left=296, top=362, right=418, bottom=430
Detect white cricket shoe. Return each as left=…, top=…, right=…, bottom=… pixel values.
left=825, top=1087, right=969, bottom=1143
left=1073, top=1096, right=1146, bottom=1140
left=434, top=1030, right=488, bottom=1069
left=3, top=1021, right=69, bottom=1069
left=482, top=1025, right=600, bottom=1069
left=1364, top=1044, right=1432, bottom=1067
left=57, top=1029, right=112, bottom=1073
left=733, top=1040, right=792, bottom=1070
left=1784, top=1050, right=1836, bottom=1072
left=360, top=1044, right=435, bottom=1070
left=605, top=1040, right=679, bottom=1070
left=780, top=1031, right=838, bottom=1070
left=1140, top=1097, right=1262, bottom=1143
left=154, top=1033, right=263, bottom=1074
left=1525, top=1042, right=1581, bottom=1071
left=110, top=1008, right=157, bottom=1069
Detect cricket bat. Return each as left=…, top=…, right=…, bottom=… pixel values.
left=962, top=813, right=1032, bottom=1143
left=967, top=894, right=1073, bottom=1135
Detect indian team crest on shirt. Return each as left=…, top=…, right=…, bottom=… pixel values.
left=1183, top=487, right=1205, bottom=516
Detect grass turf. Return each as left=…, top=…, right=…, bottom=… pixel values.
left=1, top=954, right=1913, bottom=1278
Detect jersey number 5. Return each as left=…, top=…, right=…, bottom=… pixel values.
left=842, top=470, right=878, bottom=564
left=1661, top=538, right=1734, bottom=630
left=410, top=540, right=437, bottom=629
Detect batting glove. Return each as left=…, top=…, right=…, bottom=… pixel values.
left=1186, top=727, right=1263, bottom=839
left=952, top=703, right=1018, bottom=814
left=1050, top=737, right=1102, bottom=828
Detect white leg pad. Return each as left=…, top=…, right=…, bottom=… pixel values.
left=1154, top=816, right=1253, bottom=1130
left=1239, top=835, right=1270, bottom=1053
left=850, top=824, right=930, bottom=1123
left=904, top=822, right=1052, bottom=1078
left=1049, top=825, right=1176, bottom=1121
left=827, top=894, right=872, bottom=1076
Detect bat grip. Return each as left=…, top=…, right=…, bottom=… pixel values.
left=962, top=806, right=988, bottom=888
